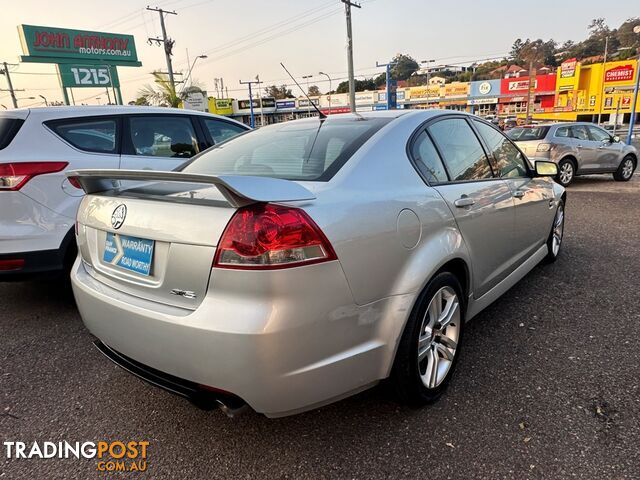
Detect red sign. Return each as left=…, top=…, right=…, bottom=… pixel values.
left=321, top=107, right=350, bottom=114
left=605, top=65, right=634, bottom=83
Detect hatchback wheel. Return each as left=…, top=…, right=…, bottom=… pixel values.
left=391, top=272, right=464, bottom=405
left=613, top=155, right=636, bottom=182
left=556, top=159, right=575, bottom=186
left=545, top=200, right=565, bottom=262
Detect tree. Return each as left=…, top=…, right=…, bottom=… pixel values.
left=137, top=71, right=181, bottom=107
left=264, top=84, right=293, bottom=99
left=131, top=96, right=150, bottom=106
left=335, top=78, right=376, bottom=94
left=308, top=85, right=320, bottom=96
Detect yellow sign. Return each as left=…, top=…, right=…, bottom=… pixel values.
left=408, top=85, right=440, bottom=100
left=444, top=82, right=470, bottom=98
left=208, top=98, right=233, bottom=115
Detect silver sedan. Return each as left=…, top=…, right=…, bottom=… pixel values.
left=69, top=110, right=565, bottom=417
left=507, top=122, right=637, bottom=186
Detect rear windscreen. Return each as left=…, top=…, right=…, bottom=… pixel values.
left=180, top=117, right=392, bottom=181
left=507, top=126, right=550, bottom=141
left=0, top=118, right=25, bottom=150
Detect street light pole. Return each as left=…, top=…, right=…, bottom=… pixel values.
left=239, top=79, right=258, bottom=128
left=302, top=75, right=312, bottom=115
left=597, top=36, right=609, bottom=126
left=319, top=71, right=332, bottom=114
left=182, top=54, right=207, bottom=93
left=421, top=59, right=435, bottom=108
left=255, top=75, right=265, bottom=127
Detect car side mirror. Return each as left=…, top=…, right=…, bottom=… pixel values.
left=612, top=135, right=620, bottom=143
left=535, top=160, right=558, bottom=177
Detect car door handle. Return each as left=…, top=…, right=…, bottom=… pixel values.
left=513, top=190, right=525, bottom=199
left=454, top=197, right=475, bottom=208
left=576, top=144, right=582, bottom=148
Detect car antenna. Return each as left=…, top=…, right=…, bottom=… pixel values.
left=280, top=62, right=327, bottom=120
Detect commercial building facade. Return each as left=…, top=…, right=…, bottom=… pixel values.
left=184, top=58, right=638, bottom=126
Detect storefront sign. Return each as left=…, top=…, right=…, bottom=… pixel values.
left=183, top=92, right=207, bottom=112
left=605, top=65, right=634, bottom=83
left=275, top=99, right=295, bottom=110
left=408, top=85, right=440, bottom=100
left=469, top=97, right=498, bottom=105
left=18, top=24, right=140, bottom=66
left=298, top=98, right=319, bottom=108
left=444, top=83, right=469, bottom=98
left=355, top=92, right=375, bottom=104
left=58, top=64, right=119, bottom=88
left=560, top=58, right=577, bottom=78
left=478, top=82, right=491, bottom=95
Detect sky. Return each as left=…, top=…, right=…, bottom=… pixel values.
left=0, top=0, right=638, bottom=108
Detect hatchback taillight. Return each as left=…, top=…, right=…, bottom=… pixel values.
left=213, top=204, right=337, bottom=270
left=0, top=162, right=68, bottom=191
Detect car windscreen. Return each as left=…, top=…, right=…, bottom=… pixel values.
left=0, top=117, right=25, bottom=150
left=180, top=117, right=392, bottom=181
left=507, top=126, right=549, bottom=141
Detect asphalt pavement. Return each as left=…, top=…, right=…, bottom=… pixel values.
left=1, top=173, right=639, bottom=479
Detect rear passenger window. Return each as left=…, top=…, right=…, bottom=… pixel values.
left=203, top=118, right=247, bottom=144
left=49, top=119, right=116, bottom=154
left=0, top=118, right=25, bottom=150
left=411, top=130, right=448, bottom=183
left=129, top=116, right=198, bottom=158
left=428, top=118, right=493, bottom=181
left=474, top=121, right=528, bottom=178
left=571, top=125, right=589, bottom=141
left=555, top=126, right=570, bottom=138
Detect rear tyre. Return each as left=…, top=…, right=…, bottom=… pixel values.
left=391, top=272, right=464, bottom=406
left=556, top=158, right=575, bottom=187
left=545, top=199, right=565, bottom=263
left=613, top=155, right=636, bottom=182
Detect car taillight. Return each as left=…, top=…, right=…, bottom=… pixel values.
left=0, top=162, right=68, bottom=191
left=536, top=143, right=551, bottom=152
left=0, top=259, right=25, bottom=271
left=213, top=203, right=337, bottom=270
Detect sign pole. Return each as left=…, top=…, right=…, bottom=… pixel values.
left=626, top=53, right=640, bottom=145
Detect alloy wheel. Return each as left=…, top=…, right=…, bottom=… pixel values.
left=622, top=158, right=634, bottom=179
left=552, top=204, right=564, bottom=256
left=418, top=286, right=460, bottom=389
left=559, top=162, right=573, bottom=185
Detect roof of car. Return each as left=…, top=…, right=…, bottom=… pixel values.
left=2, top=105, right=245, bottom=124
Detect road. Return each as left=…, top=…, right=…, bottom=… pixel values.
left=1, top=174, right=639, bottom=479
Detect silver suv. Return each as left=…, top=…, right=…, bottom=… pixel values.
left=507, top=122, right=637, bottom=186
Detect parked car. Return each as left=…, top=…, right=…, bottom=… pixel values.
left=507, top=122, right=637, bottom=186
left=503, top=118, right=518, bottom=131
left=69, top=110, right=565, bottom=417
left=0, top=106, right=249, bottom=280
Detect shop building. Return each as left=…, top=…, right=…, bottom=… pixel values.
left=499, top=73, right=556, bottom=117
left=468, top=79, right=500, bottom=116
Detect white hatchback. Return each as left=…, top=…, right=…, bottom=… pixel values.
left=0, top=106, right=249, bottom=280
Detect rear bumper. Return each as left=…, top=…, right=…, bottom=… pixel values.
left=71, top=258, right=412, bottom=417
left=0, top=229, right=75, bottom=281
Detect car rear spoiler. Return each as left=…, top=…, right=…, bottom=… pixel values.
left=66, top=169, right=316, bottom=207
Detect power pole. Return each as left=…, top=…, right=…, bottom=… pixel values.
left=146, top=6, right=178, bottom=92
left=341, top=0, right=361, bottom=113
left=1, top=62, right=19, bottom=109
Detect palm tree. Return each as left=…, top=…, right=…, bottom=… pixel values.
left=137, top=72, right=181, bottom=107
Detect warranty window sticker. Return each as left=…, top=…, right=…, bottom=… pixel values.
left=3, top=440, right=149, bottom=472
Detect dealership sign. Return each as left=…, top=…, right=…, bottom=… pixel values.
left=605, top=65, right=634, bottom=83
left=58, top=64, right=119, bottom=88
left=18, top=24, right=140, bottom=66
